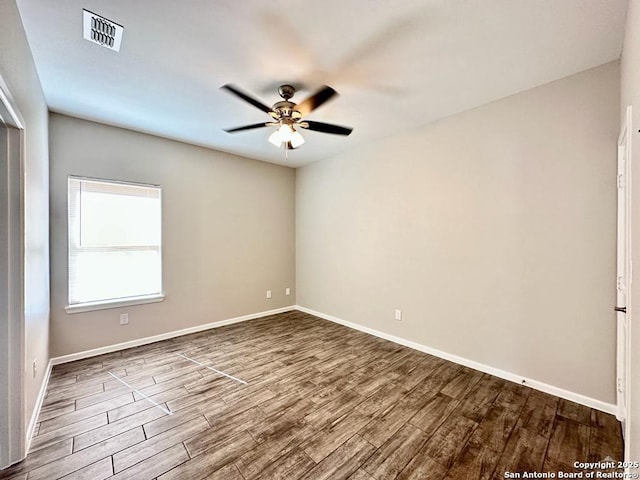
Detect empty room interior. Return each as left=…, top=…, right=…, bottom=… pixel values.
left=2, top=0, right=640, bottom=478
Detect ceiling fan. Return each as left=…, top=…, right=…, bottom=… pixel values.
left=221, top=84, right=353, bottom=149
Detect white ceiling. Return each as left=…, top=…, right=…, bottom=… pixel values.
left=16, top=0, right=627, bottom=167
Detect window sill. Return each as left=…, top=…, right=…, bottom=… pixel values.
left=65, top=294, right=165, bottom=314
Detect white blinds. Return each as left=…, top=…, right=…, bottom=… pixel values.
left=68, top=177, right=162, bottom=305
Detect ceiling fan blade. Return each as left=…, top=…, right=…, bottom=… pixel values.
left=221, top=84, right=274, bottom=115
left=294, top=86, right=337, bottom=117
left=302, top=120, right=353, bottom=136
left=224, top=122, right=270, bottom=133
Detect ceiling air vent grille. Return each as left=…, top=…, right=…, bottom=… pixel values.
left=82, top=10, right=123, bottom=52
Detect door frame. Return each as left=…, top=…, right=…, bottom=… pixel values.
left=616, top=105, right=632, bottom=447
left=0, top=75, right=26, bottom=469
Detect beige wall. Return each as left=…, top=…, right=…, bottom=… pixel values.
left=621, top=0, right=640, bottom=459
left=296, top=62, right=619, bottom=404
left=49, top=114, right=295, bottom=356
left=0, top=0, right=50, bottom=445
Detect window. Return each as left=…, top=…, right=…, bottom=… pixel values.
left=66, top=177, right=163, bottom=312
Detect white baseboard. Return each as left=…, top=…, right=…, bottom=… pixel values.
left=25, top=359, right=52, bottom=454
left=40, top=303, right=616, bottom=423
left=50, top=305, right=296, bottom=365
left=295, top=305, right=617, bottom=415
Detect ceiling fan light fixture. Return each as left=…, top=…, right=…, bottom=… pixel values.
left=268, top=124, right=305, bottom=148
left=268, top=129, right=283, bottom=147
left=278, top=124, right=293, bottom=140
left=290, top=130, right=305, bottom=148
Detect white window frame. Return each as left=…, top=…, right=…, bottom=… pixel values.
left=65, top=176, right=164, bottom=314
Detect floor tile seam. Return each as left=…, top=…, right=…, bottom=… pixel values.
left=112, top=438, right=192, bottom=475
left=29, top=412, right=109, bottom=452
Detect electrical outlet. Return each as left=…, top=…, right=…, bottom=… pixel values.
left=285, top=287, right=291, bottom=296
left=395, top=309, right=402, bottom=321
left=32, top=359, right=37, bottom=378
left=120, top=313, right=129, bottom=325
left=266, top=290, right=272, bottom=299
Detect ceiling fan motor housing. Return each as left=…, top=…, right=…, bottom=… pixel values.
left=272, top=100, right=301, bottom=120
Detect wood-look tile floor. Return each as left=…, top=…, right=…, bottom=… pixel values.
left=1, top=311, right=623, bottom=480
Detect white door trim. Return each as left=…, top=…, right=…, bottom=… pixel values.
left=0, top=74, right=26, bottom=469
left=616, top=106, right=633, bottom=448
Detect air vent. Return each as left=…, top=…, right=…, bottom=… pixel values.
left=82, top=9, right=123, bottom=52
